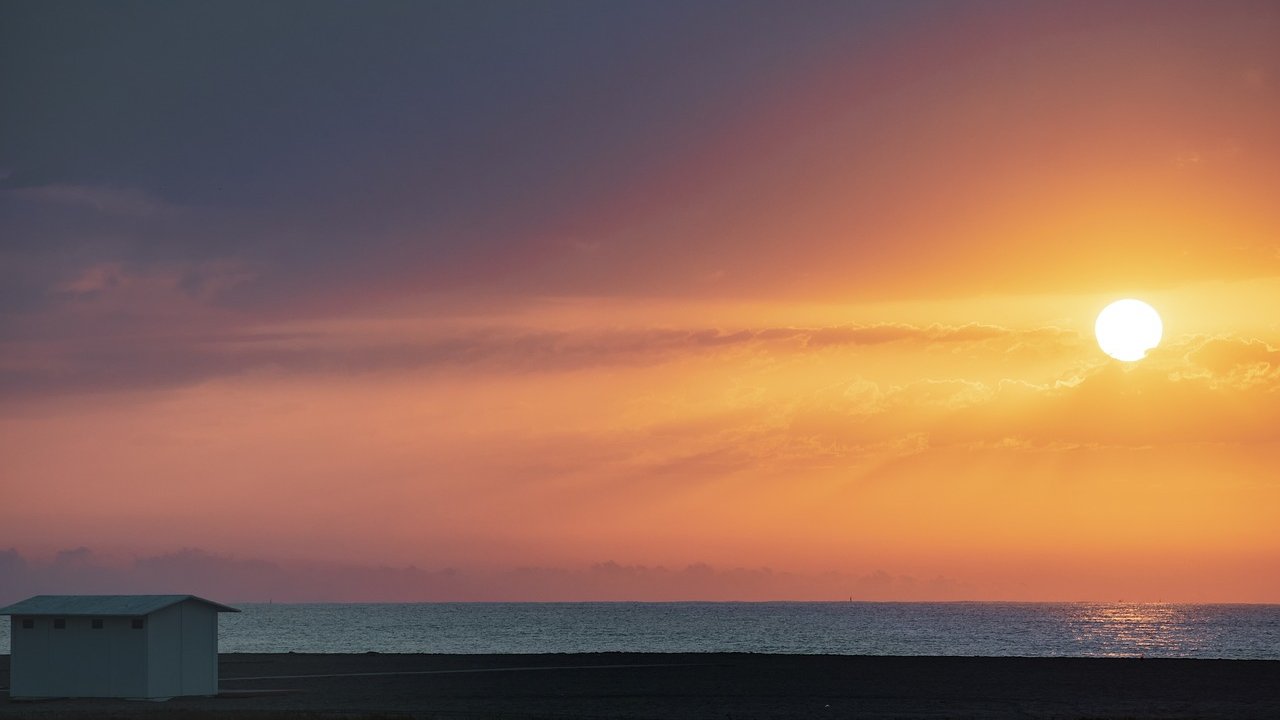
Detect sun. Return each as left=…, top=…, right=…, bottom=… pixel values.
left=1095, top=299, right=1163, bottom=361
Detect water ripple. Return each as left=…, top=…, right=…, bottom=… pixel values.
left=178, top=602, right=1280, bottom=658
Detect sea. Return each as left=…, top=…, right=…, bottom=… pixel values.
left=3, top=602, right=1279, bottom=659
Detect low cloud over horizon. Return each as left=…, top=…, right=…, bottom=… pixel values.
left=3, top=545, right=1273, bottom=605
left=1, top=547, right=976, bottom=605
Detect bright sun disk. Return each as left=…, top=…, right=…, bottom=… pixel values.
left=1095, top=299, right=1163, bottom=361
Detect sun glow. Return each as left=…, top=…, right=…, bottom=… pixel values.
left=1095, top=299, right=1163, bottom=361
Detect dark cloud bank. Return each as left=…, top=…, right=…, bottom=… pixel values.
left=0, top=547, right=960, bottom=605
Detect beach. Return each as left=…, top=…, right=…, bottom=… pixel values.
left=3, top=652, right=1280, bottom=719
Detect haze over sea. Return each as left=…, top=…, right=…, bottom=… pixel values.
left=10, top=602, right=1274, bottom=659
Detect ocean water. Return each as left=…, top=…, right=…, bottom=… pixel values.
left=4, top=602, right=1279, bottom=659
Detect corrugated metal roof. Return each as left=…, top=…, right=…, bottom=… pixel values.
left=0, top=595, right=240, bottom=616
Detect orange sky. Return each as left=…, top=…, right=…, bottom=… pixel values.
left=2, top=1, right=1279, bottom=601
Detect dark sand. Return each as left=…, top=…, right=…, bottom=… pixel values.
left=3, top=652, right=1280, bottom=719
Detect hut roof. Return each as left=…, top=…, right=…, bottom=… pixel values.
left=0, top=594, right=240, bottom=616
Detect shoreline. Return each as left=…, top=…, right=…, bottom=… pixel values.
left=4, top=652, right=1280, bottom=718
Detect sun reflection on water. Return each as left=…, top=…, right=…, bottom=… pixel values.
left=1065, top=603, right=1216, bottom=657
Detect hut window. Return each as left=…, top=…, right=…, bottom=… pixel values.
left=21, top=618, right=34, bottom=629
left=131, top=618, right=145, bottom=629
left=53, top=618, right=66, bottom=629
left=92, top=618, right=104, bottom=629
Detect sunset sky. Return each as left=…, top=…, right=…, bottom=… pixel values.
left=2, top=0, right=1279, bottom=602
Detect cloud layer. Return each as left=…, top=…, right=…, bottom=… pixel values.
left=0, top=317, right=1078, bottom=400
left=0, top=547, right=963, bottom=604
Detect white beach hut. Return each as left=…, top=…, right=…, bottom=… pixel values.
left=0, top=594, right=239, bottom=699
